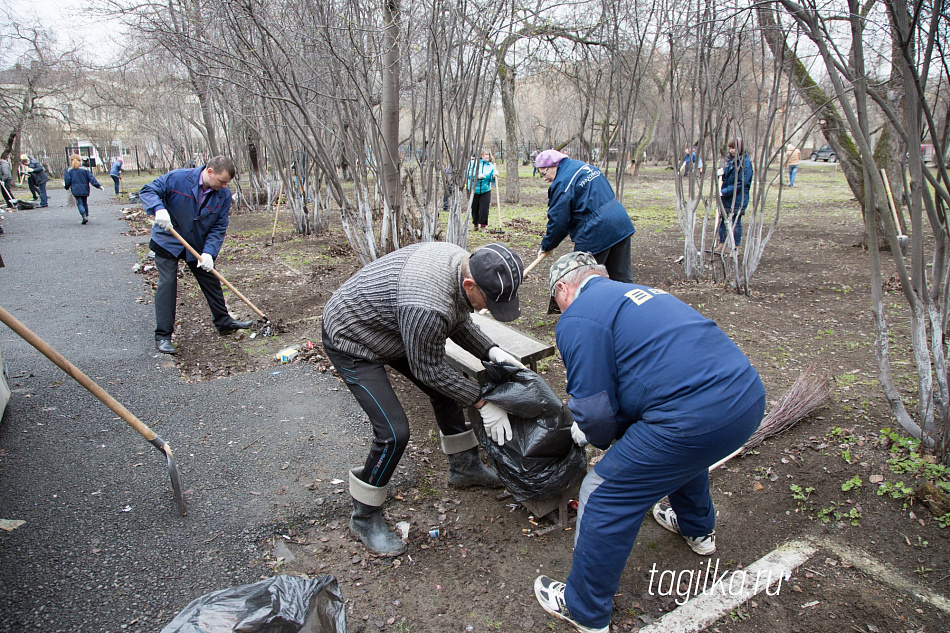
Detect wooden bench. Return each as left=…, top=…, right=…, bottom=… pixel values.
left=445, top=312, right=556, bottom=380
left=445, top=312, right=582, bottom=530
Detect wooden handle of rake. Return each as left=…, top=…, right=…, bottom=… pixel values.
left=880, top=169, right=903, bottom=237
left=158, top=222, right=267, bottom=321
left=269, top=181, right=285, bottom=242
left=0, top=305, right=186, bottom=515
left=523, top=251, right=550, bottom=277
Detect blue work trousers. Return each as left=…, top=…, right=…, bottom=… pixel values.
left=564, top=396, right=765, bottom=630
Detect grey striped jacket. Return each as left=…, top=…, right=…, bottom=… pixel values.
left=323, top=242, right=495, bottom=406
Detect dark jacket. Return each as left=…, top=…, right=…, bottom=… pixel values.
left=556, top=275, right=765, bottom=449
left=139, top=166, right=231, bottom=261
left=109, top=160, right=123, bottom=177
left=64, top=167, right=101, bottom=197
left=720, top=153, right=753, bottom=215
left=541, top=158, right=635, bottom=254
left=26, top=159, right=49, bottom=186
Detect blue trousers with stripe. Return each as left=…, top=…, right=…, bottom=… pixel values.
left=322, top=330, right=468, bottom=488
left=564, top=396, right=764, bottom=629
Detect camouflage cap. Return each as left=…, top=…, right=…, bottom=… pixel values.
left=547, top=251, right=599, bottom=314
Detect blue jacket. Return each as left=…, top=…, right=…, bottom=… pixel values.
left=466, top=158, right=496, bottom=195
left=109, top=160, right=123, bottom=177
left=720, top=153, right=753, bottom=215
left=64, top=167, right=101, bottom=197
left=556, top=276, right=765, bottom=450
left=541, top=158, right=635, bottom=254
left=139, top=166, right=231, bottom=260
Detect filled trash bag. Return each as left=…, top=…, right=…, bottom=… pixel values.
left=160, top=574, right=346, bottom=633
left=473, top=361, right=587, bottom=502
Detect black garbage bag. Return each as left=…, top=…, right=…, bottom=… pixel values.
left=473, top=361, right=587, bottom=502
left=160, top=574, right=346, bottom=633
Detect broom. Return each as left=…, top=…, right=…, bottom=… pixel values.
left=709, top=364, right=832, bottom=471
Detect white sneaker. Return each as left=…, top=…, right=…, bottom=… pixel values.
left=652, top=503, right=716, bottom=555
left=534, top=575, right=610, bottom=633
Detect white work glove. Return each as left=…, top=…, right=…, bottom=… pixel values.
left=197, top=253, right=214, bottom=272
left=479, top=401, right=513, bottom=446
left=488, top=346, right=526, bottom=369
left=571, top=421, right=589, bottom=447
left=154, top=208, right=173, bottom=230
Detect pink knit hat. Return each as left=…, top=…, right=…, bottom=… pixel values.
left=534, top=149, right=569, bottom=168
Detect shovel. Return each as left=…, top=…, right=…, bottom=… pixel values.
left=265, top=180, right=285, bottom=247
left=881, top=168, right=908, bottom=256
left=0, top=305, right=186, bottom=515
left=522, top=250, right=550, bottom=277
left=157, top=222, right=268, bottom=322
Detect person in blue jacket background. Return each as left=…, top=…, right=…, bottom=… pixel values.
left=718, top=138, right=753, bottom=249
left=139, top=155, right=252, bottom=355
left=466, top=149, right=496, bottom=231
left=534, top=252, right=765, bottom=633
left=535, top=149, right=635, bottom=283
left=109, top=158, right=123, bottom=195
left=63, top=153, right=102, bottom=224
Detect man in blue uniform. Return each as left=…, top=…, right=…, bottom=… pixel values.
left=139, top=156, right=252, bottom=354
left=535, top=149, right=635, bottom=283
left=534, top=252, right=765, bottom=633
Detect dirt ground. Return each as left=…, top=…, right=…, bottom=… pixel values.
left=125, top=164, right=949, bottom=633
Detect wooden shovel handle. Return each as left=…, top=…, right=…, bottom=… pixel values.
left=880, top=169, right=903, bottom=238
left=270, top=180, right=285, bottom=240
left=159, top=222, right=267, bottom=320
left=0, top=305, right=157, bottom=442
left=523, top=251, right=550, bottom=277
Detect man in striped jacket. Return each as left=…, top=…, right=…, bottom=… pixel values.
left=322, top=242, right=525, bottom=556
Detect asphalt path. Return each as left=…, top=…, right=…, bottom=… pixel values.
left=0, top=187, right=368, bottom=631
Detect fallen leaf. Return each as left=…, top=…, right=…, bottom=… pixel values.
left=752, top=481, right=765, bottom=491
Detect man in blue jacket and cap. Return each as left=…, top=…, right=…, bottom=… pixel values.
left=533, top=252, right=765, bottom=633
left=139, top=155, right=252, bottom=354
left=535, top=149, right=635, bottom=282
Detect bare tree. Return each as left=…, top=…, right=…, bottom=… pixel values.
left=764, top=0, right=950, bottom=459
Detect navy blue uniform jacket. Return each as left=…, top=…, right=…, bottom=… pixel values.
left=64, top=168, right=101, bottom=197
left=556, top=276, right=765, bottom=450
left=541, top=158, right=635, bottom=254
left=139, top=166, right=231, bottom=262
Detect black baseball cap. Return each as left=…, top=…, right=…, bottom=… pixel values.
left=469, top=244, right=524, bottom=322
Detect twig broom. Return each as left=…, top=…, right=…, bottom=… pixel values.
left=710, top=364, right=832, bottom=471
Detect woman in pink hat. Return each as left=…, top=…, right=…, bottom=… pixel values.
left=535, top=149, right=636, bottom=282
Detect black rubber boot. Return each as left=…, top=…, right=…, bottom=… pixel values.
left=350, top=498, right=407, bottom=556
left=448, top=447, right=503, bottom=489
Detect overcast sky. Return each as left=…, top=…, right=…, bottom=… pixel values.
left=7, top=0, right=125, bottom=58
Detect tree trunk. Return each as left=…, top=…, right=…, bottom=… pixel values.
left=498, top=55, right=520, bottom=205
left=380, top=0, right=402, bottom=252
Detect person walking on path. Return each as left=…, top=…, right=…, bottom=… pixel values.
left=322, top=242, right=526, bottom=556
left=529, top=148, right=541, bottom=177
left=786, top=145, right=801, bottom=187
left=466, top=149, right=496, bottom=231
left=109, top=158, right=123, bottom=195
left=63, top=153, right=102, bottom=225
left=20, top=154, right=49, bottom=207
left=139, top=155, right=252, bottom=355
left=0, top=153, right=14, bottom=210
left=534, top=252, right=765, bottom=633
left=535, top=149, right=636, bottom=283
left=718, top=138, right=753, bottom=249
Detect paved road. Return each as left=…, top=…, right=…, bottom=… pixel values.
left=0, top=187, right=367, bottom=631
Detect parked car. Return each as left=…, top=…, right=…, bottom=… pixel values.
left=810, top=144, right=837, bottom=162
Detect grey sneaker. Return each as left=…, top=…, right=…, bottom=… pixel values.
left=652, top=503, right=716, bottom=555
left=534, top=576, right=609, bottom=633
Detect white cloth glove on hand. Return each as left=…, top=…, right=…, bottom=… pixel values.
left=488, top=346, right=526, bottom=369
left=197, top=253, right=214, bottom=272
left=479, top=402, right=513, bottom=446
left=570, top=421, right=589, bottom=447
left=154, top=209, right=173, bottom=230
